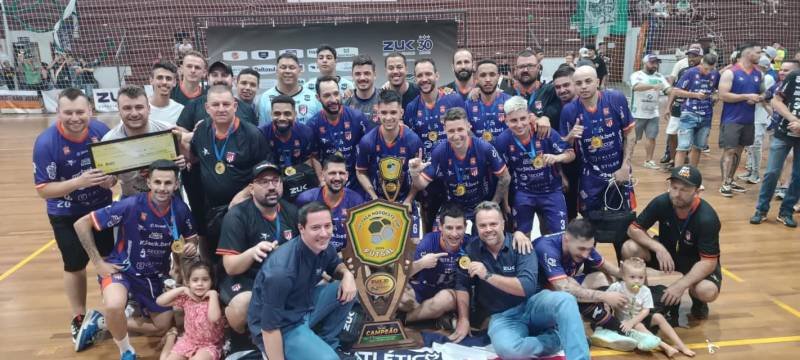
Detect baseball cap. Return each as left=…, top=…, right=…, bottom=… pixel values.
left=208, top=60, right=233, bottom=75
left=252, top=161, right=281, bottom=178
left=758, top=55, right=772, bottom=68
left=686, top=48, right=704, bottom=56
left=642, top=54, right=661, bottom=63
left=576, top=58, right=594, bottom=67
left=764, top=46, right=777, bottom=60
left=668, top=165, right=702, bottom=188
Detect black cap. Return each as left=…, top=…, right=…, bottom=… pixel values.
left=252, top=161, right=280, bottom=178
left=668, top=165, right=702, bottom=188
left=208, top=60, right=232, bottom=76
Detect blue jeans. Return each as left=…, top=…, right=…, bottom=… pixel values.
left=488, top=290, right=589, bottom=360
left=253, top=281, right=354, bottom=360
left=677, top=112, right=711, bottom=151
left=756, top=135, right=800, bottom=216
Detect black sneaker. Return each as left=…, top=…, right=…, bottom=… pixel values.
left=719, top=184, right=733, bottom=197
left=70, top=314, right=84, bottom=344
left=729, top=182, right=747, bottom=193
left=750, top=211, right=767, bottom=224
left=777, top=213, right=798, bottom=228
left=690, top=298, right=709, bottom=320
left=659, top=154, right=671, bottom=164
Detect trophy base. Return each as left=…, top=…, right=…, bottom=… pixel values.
left=352, top=320, right=417, bottom=350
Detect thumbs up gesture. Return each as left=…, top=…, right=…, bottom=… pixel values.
left=567, top=118, right=584, bottom=142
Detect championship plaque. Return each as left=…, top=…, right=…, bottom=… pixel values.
left=342, top=200, right=416, bottom=349
left=89, top=130, right=179, bottom=175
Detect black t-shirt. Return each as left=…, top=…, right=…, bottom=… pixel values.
left=444, top=81, right=471, bottom=101
left=670, top=66, right=692, bottom=118
left=170, top=84, right=207, bottom=106
left=190, top=119, right=273, bottom=207
left=594, top=56, right=608, bottom=86
left=776, top=70, right=800, bottom=140
left=216, top=199, right=299, bottom=281
left=532, top=82, right=565, bottom=130
left=632, top=193, right=720, bottom=273
left=401, top=82, right=420, bottom=109
left=177, top=94, right=258, bottom=131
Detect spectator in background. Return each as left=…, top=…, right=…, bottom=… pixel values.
left=586, top=44, right=609, bottom=87
left=74, top=58, right=99, bottom=97
left=1, top=60, right=15, bottom=90
left=51, top=54, right=74, bottom=89
left=176, top=37, right=193, bottom=59
left=17, top=51, right=42, bottom=91
left=40, top=62, right=53, bottom=90
left=564, top=51, right=576, bottom=68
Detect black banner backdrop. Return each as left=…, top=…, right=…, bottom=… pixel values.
left=205, top=21, right=459, bottom=91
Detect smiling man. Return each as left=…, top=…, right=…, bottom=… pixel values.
left=235, top=67, right=260, bottom=112
left=148, top=62, right=183, bottom=125
left=170, top=50, right=206, bottom=106
left=258, top=52, right=321, bottom=125
left=247, top=201, right=357, bottom=360
left=444, top=48, right=475, bottom=100
left=344, top=55, right=381, bottom=131
left=466, top=59, right=511, bottom=145
left=73, top=160, right=198, bottom=359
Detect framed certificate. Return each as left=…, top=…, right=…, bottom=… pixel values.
left=89, top=130, right=179, bottom=175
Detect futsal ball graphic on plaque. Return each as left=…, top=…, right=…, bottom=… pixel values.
left=342, top=200, right=416, bottom=349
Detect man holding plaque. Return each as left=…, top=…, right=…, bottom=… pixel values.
left=356, top=89, right=423, bottom=240
left=248, top=202, right=357, bottom=360
left=297, top=154, right=365, bottom=253
left=259, top=95, right=321, bottom=202
left=409, top=107, right=511, bottom=224
left=102, top=85, right=183, bottom=197
left=495, top=96, right=574, bottom=235
left=181, top=85, right=272, bottom=261
left=33, top=88, right=115, bottom=346
left=216, top=161, right=299, bottom=335
left=73, top=160, right=198, bottom=358
left=453, top=201, right=589, bottom=359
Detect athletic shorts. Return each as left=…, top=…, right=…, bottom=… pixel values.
left=219, top=275, right=254, bottom=305
left=719, top=123, right=755, bottom=148
left=645, top=253, right=722, bottom=290
left=99, top=271, right=172, bottom=315
left=635, top=117, right=660, bottom=140
left=666, top=116, right=681, bottom=135
left=49, top=213, right=114, bottom=272
left=677, top=112, right=711, bottom=151
left=513, top=190, right=567, bottom=235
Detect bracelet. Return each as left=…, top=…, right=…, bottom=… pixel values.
left=484, top=272, right=493, bottom=281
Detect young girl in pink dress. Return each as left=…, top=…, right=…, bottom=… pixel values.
left=157, top=261, right=226, bottom=360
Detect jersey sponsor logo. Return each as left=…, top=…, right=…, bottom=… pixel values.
left=252, top=64, right=276, bottom=75
left=307, top=63, right=319, bottom=73
left=502, top=265, right=515, bottom=272
left=222, top=51, right=249, bottom=61
left=283, top=229, right=293, bottom=240
left=279, top=49, right=305, bottom=59
left=336, top=47, right=359, bottom=58
left=250, top=50, right=276, bottom=60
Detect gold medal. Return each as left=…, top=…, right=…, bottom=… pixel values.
left=533, top=155, right=544, bottom=169
left=385, top=182, right=398, bottom=192
left=427, top=131, right=438, bottom=142
left=482, top=131, right=493, bottom=142
left=284, top=166, right=296, bottom=176
left=214, top=161, right=226, bottom=175
left=591, top=136, right=603, bottom=149
left=454, top=184, right=466, bottom=196
left=171, top=236, right=185, bottom=253
left=458, top=256, right=471, bottom=270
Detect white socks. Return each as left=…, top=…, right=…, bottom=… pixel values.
left=114, top=334, right=134, bottom=355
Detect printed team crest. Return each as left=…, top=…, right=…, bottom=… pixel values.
left=299, top=104, right=308, bottom=115
left=685, top=230, right=692, bottom=240
left=603, top=108, right=610, bottom=116
left=399, top=147, right=406, bottom=154
left=469, top=157, right=476, bottom=165
left=294, top=139, right=300, bottom=146
left=345, top=131, right=352, bottom=140
left=231, top=283, right=241, bottom=292
left=470, top=167, right=478, bottom=177
left=535, top=100, right=543, bottom=110
left=439, top=105, right=446, bottom=114
left=498, top=113, right=505, bottom=122
left=226, top=151, right=236, bottom=163
left=605, top=118, right=614, bottom=128
left=140, top=212, right=147, bottom=221
left=283, top=229, right=293, bottom=240
left=62, top=146, right=70, bottom=155
left=90, top=137, right=99, bottom=143
left=472, top=105, right=479, bottom=113
left=498, top=103, right=504, bottom=112
left=344, top=122, right=351, bottom=129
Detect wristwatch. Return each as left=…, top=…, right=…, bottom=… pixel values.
left=483, top=272, right=493, bottom=281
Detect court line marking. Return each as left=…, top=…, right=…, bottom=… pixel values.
left=648, top=226, right=743, bottom=282
left=592, top=335, right=800, bottom=356
left=0, top=239, right=55, bottom=282
left=771, top=298, right=800, bottom=319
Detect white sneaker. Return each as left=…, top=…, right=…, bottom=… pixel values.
left=644, top=160, right=660, bottom=170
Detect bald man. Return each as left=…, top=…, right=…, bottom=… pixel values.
left=560, top=66, right=635, bottom=237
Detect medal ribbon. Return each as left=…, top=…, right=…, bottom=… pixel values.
left=212, top=123, right=235, bottom=165
left=512, top=132, right=537, bottom=160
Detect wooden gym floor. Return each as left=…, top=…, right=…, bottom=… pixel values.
left=0, top=113, right=798, bottom=359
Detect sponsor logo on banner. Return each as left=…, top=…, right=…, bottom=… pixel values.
left=92, top=88, right=120, bottom=113
left=382, top=35, right=434, bottom=55
left=250, top=50, right=276, bottom=60
left=279, top=49, right=305, bottom=59
left=222, top=51, right=249, bottom=61
left=252, top=64, right=277, bottom=75
left=231, top=65, right=249, bottom=75
left=307, top=63, right=319, bottom=73
left=336, top=47, right=359, bottom=58
left=306, top=48, right=317, bottom=58
left=336, top=62, right=353, bottom=72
